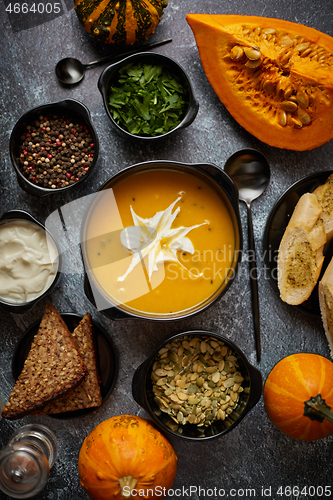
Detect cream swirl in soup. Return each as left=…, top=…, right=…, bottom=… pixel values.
left=84, top=168, right=238, bottom=316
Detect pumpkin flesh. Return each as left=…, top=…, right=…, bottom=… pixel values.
left=75, top=0, right=167, bottom=45
left=78, top=415, right=177, bottom=500
left=264, top=353, right=333, bottom=440
left=186, top=14, right=333, bottom=150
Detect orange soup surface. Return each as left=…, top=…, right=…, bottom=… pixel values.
left=84, top=168, right=237, bottom=316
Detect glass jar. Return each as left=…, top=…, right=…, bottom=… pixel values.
left=0, top=424, right=58, bottom=498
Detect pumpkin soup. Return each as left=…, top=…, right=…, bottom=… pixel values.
left=83, top=167, right=238, bottom=316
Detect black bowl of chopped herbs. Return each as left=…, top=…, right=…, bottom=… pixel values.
left=98, top=52, right=199, bottom=140
left=9, top=99, right=99, bottom=197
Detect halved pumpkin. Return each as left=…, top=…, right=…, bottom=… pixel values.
left=186, top=14, right=333, bottom=150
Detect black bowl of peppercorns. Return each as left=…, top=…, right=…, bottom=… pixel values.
left=9, top=99, right=99, bottom=197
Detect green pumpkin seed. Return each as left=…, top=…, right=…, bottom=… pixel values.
left=206, top=366, right=217, bottom=373
left=196, top=377, right=204, bottom=387
left=188, top=384, right=198, bottom=394
left=188, top=398, right=200, bottom=405
left=188, top=413, right=196, bottom=424
left=169, top=351, right=178, bottom=363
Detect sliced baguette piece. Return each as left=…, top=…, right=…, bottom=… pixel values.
left=277, top=193, right=326, bottom=305
left=33, top=313, right=102, bottom=415
left=319, top=257, right=333, bottom=359
left=1, top=304, right=87, bottom=420
left=313, top=173, right=333, bottom=241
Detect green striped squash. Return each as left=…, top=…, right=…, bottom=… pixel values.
left=74, top=0, right=168, bottom=45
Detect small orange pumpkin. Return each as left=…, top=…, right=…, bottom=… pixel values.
left=78, top=415, right=177, bottom=500
left=264, top=353, right=333, bottom=441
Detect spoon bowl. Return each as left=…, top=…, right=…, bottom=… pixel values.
left=224, top=148, right=270, bottom=362
left=224, top=149, right=270, bottom=203
left=56, top=57, right=86, bottom=85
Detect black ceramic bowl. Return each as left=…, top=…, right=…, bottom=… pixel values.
left=132, top=330, right=262, bottom=441
left=264, top=170, right=333, bottom=317
left=98, top=52, right=199, bottom=141
left=9, top=99, right=99, bottom=197
left=0, top=210, right=62, bottom=313
left=12, top=313, right=118, bottom=419
left=80, top=160, right=243, bottom=321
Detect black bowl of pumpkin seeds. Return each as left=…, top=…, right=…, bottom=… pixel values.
left=132, top=330, right=262, bottom=441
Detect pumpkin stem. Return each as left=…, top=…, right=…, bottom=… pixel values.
left=118, top=476, right=138, bottom=498
left=304, top=394, right=333, bottom=423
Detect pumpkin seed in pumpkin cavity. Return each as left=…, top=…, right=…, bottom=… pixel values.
left=230, top=46, right=244, bottom=61
left=245, top=58, right=262, bottom=69
left=298, top=108, right=311, bottom=125
left=279, top=36, right=294, bottom=48
left=244, top=46, right=261, bottom=60
left=263, top=80, right=275, bottom=93
left=296, top=91, right=309, bottom=108
left=292, top=117, right=303, bottom=128
left=261, top=28, right=276, bottom=34
left=279, top=111, right=287, bottom=127
left=296, top=42, right=310, bottom=52
left=281, top=100, right=298, bottom=112
left=283, top=87, right=293, bottom=99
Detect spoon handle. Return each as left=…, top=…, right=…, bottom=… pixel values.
left=246, top=202, right=261, bottom=362
left=86, top=38, right=173, bottom=69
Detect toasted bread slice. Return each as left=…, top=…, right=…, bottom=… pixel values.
left=33, top=313, right=102, bottom=415
left=277, top=193, right=326, bottom=305
left=313, top=174, right=333, bottom=241
left=1, top=304, right=87, bottom=420
left=319, top=257, right=333, bottom=359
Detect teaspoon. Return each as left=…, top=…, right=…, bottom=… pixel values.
left=55, top=38, right=172, bottom=85
left=224, top=148, right=271, bottom=362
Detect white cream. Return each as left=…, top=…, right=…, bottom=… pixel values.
left=119, top=196, right=207, bottom=281
left=0, top=219, right=59, bottom=304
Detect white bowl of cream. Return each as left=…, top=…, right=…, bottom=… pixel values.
left=0, top=213, right=60, bottom=310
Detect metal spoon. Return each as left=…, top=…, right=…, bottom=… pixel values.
left=224, top=149, right=270, bottom=362
left=55, top=38, right=172, bottom=85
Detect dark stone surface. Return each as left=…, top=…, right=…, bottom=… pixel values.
left=0, top=1, right=332, bottom=499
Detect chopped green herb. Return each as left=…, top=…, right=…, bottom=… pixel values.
left=108, top=62, right=188, bottom=137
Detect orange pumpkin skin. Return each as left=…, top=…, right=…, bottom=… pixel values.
left=264, top=354, right=333, bottom=441
left=78, top=415, right=177, bottom=500
left=186, top=14, right=333, bottom=150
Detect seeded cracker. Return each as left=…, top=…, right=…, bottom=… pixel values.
left=1, top=304, right=87, bottom=420
left=33, top=313, right=102, bottom=414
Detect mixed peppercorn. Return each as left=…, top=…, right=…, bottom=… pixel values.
left=15, top=113, right=95, bottom=189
